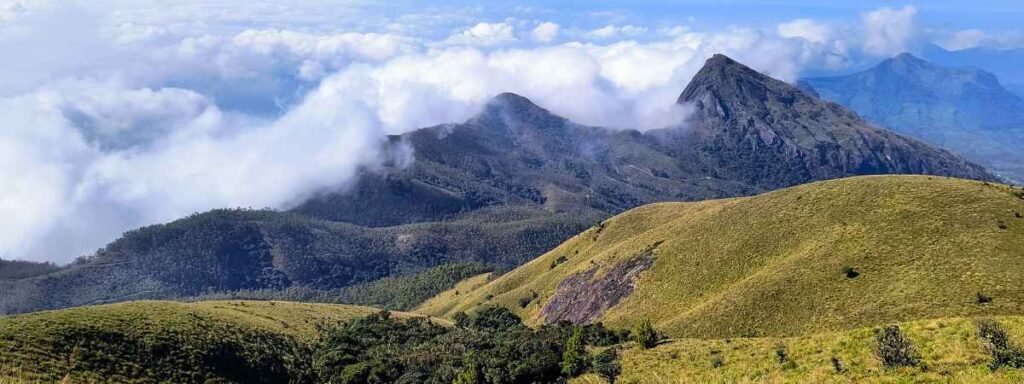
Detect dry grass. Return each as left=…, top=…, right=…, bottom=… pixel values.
left=569, top=315, right=1024, bottom=383
left=419, top=175, right=1024, bottom=338
left=0, top=300, right=444, bottom=382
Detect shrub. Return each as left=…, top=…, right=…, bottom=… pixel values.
left=977, top=292, right=994, bottom=304
left=977, top=319, right=1024, bottom=371
left=998, top=221, right=1008, bottom=230
left=550, top=255, right=569, bottom=269
left=873, top=325, right=920, bottom=368
left=842, top=266, right=860, bottom=279
left=453, top=312, right=470, bottom=328
left=561, top=326, right=588, bottom=376
left=518, top=291, right=539, bottom=308
left=775, top=344, right=797, bottom=370
left=831, top=355, right=845, bottom=373
left=592, top=348, right=621, bottom=384
left=631, top=318, right=659, bottom=349
left=711, top=356, right=725, bottom=368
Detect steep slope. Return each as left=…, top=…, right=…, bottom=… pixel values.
left=2, top=55, right=993, bottom=315
left=673, top=54, right=992, bottom=188
left=923, top=43, right=1024, bottom=98
left=802, top=53, right=1024, bottom=182
left=0, top=300, right=440, bottom=383
left=420, top=176, right=1024, bottom=338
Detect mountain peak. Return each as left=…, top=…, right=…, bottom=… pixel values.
left=677, top=53, right=810, bottom=119
left=473, top=92, right=565, bottom=128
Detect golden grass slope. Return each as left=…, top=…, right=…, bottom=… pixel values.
left=0, top=300, right=441, bottom=383
left=418, top=175, right=1024, bottom=338
left=571, top=315, right=1024, bottom=383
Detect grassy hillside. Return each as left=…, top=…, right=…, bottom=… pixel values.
left=572, top=315, right=1024, bottom=383
left=419, top=175, right=1024, bottom=338
left=0, top=300, right=440, bottom=383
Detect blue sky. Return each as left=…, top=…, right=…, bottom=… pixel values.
left=0, top=0, right=1021, bottom=263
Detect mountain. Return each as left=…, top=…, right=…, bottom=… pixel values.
left=418, top=175, right=1024, bottom=338
left=923, top=43, right=1024, bottom=98
left=801, top=53, right=1024, bottom=182
left=0, top=55, right=993, bottom=315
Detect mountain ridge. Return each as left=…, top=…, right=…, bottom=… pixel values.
left=801, top=52, right=1024, bottom=182
left=0, top=54, right=994, bottom=315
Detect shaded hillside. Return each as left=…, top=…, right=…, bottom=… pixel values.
left=573, top=316, right=1024, bottom=383
left=2, top=55, right=992, bottom=315
left=421, top=176, right=1024, bottom=338
left=802, top=53, right=1024, bottom=182
left=0, top=300, right=440, bottom=383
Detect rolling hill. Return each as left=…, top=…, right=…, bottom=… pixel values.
left=801, top=53, right=1024, bottom=183
left=0, top=54, right=992, bottom=315
left=0, top=300, right=440, bottom=383
left=419, top=175, right=1024, bottom=338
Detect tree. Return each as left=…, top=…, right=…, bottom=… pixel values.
left=592, top=348, right=621, bottom=383
left=631, top=318, right=658, bottom=349
left=561, top=326, right=588, bottom=376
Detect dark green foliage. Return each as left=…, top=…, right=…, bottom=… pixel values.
left=842, top=266, right=860, bottom=279
left=469, top=306, right=523, bottom=331
left=192, top=263, right=492, bottom=311
left=0, top=258, right=61, bottom=280
left=711, top=356, right=725, bottom=368
left=977, top=292, right=994, bottom=304
left=631, top=318, right=659, bottom=349
left=977, top=319, right=1024, bottom=371
left=831, top=355, right=845, bottom=373
left=454, top=312, right=471, bottom=328
left=313, top=309, right=627, bottom=383
left=592, top=348, right=621, bottom=383
left=550, top=255, right=568, bottom=269
left=873, top=325, right=920, bottom=368
left=775, top=344, right=797, bottom=370
left=1, top=207, right=597, bottom=315
left=519, top=291, right=539, bottom=308
left=561, top=326, right=588, bottom=376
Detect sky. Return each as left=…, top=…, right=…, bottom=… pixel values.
left=1, top=0, right=1022, bottom=263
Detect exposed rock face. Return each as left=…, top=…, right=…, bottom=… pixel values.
left=669, top=54, right=994, bottom=189
left=541, top=249, right=656, bottom=324
left=801, top=53, right=1024, bottom=183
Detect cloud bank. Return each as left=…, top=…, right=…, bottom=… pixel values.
left=0, top=2, right=960, bottom=262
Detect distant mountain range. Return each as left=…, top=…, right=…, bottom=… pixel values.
left=0, top=54, right=992, bottom=315
left=801, top=53, right=1024, bottom=183
left=923, top=43, right=1024, bottom=98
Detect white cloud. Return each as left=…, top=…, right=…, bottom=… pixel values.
left=0, top=2, right=1004, bottom=263
left=531, top=21, right=559, bottom=43
left=587, top=24, right=648, bottom=40
left=777, top=19, right=831, bottom=44
left=861, top=6, right=918, bottom=56
left=445, top=22, right=517, bottom=46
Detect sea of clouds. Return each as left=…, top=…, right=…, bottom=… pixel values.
left=0, top=1, right=952, bottom=262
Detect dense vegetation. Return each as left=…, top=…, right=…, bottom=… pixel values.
left=0, top=301, right=433, bottom=383
left=313, top=307, right=629, bottom=383
left=0, top=208, right=592, bottom=314
left=0, top=301, right=633, bottom=383
left=423, top=176, right=1024, bottom=338
left=193, top=263, right=493, bottom=310
left=0, top=259, right=60, bottom=280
